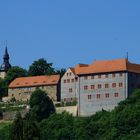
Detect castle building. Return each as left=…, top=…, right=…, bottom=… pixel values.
left=0, top=47, right=11, bottom=79
left=61, top=59, right=140, bottom=116
left=8, top=75, right=61, bottom=102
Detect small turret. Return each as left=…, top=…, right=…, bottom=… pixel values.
left=0, top=47, right=11, bottom=78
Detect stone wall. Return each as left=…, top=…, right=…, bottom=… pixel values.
left=79, top=72, right=127, bottom=116
left=56, top=106, right=77, bottom=116
left=2, top=109, right=29, bottom=120
left=8, top=85, right=58, bottom=102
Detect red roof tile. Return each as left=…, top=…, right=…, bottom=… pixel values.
left=71, top=59, right=140, bottom=75
left=9, top=75, right=60, bottom=88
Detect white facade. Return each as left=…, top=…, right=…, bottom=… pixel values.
left=61, top=68, right=78, bottom=102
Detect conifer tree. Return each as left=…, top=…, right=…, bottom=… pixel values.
left=10, top=112, right=23, bottom=140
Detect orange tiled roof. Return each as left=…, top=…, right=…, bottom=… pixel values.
left=71, top=59, right=140, bottom=75
left=9, top=75, right=60, bottom=88
left=127, top=62, right=140, bottom=73
left=69, top=67, right=75, bottom=74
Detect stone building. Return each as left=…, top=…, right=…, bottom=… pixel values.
left=0, top=47, right=11, bottom=79
left=61, top=64, right=88, bottom=103
left=8, top=75, right=61, bottom=102
left=61, top=59, right=140, bottom=116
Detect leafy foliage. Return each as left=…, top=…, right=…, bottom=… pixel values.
left=0, top=121, right=11, bottom=140
left=56, top=68, right=66, bottom=77
left=0, top=78, right=7, bottom=99
left=10, top=112, right=23, bottom=140
left=4, top=66, right=27, bottom=85
left=29, top=89, right=55, bottom=121
left=23, top=113, right=40, bottom=140
left=39, top=89, right=140, bottom=140
left=40, top=112, right=74, bottom=140
left=0, top=108, right=3, bottom=119
left=9, top=112, right=40, bottom=140
left=1, top=90, right=140, bottom=140
left=28, top=58, right=55, bottom=76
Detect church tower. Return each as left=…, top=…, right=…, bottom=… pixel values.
left=0, top=47, right=11, bottom=79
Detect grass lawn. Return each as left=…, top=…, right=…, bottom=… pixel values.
left=0, top=121, right=12, bottom=140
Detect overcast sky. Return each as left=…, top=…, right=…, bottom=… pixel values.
left=0, top=0, right=140, bottom=70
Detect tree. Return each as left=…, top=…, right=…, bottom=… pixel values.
left=4, top=66, right=27, bottom=85
left=0, top=78, right=7, bottom=99
left=23, top=113, right=40, bottom=140
left=29, top=89, right=55, bottom=121
left=28, top=58, right=55, bottom=76
left=10, top=112, right=23, bottom=140
left=40, top=112, right=74, bottom=140
left=56, top=68, right=66, bottom=77
left=0, top=108, right=3, bottom=119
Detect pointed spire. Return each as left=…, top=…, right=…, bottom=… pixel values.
left=3, top=46, right=9, bottom=60
left=0, top=45, right=11, bottom=72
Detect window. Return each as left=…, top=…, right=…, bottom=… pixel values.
left=70, top=72, right=71, bottom=76
left=91, top=85, right=95, bottom=89
left=105, top=93, right=109, bottom=98
left=67, top=79, right=70, bottom=83
left=69, top=88, right=73, bottom=93
left=112, top=83, right=116, bottom=88
left=84, top=85, right=88, bottom=90
left=91, top=76, right=94, bottom=79
left=67, top=73, right=68, bottom=76
left=96, top=94, right=100, bottom=99
left=71, top=79, right=74, bottom=83
left=98, top=84, right=102, bottom=89
left=119, top=73, right=123, bottom=77
left=105, top=84, right=109, bottom=88
left=112, top=74, right=116, bottom=78
left=63, top=80, right=66, bottom=83
left=84, top=76, right=88, bottom=80
left=98, top=75, right=101, bottom=78
left=105, top=74, right=109, bottom=78
left=88, top=95, right=92, bottom=100
left=114, top=93, right=119, bottom=97
left=119, top=83, right=123, bottom=87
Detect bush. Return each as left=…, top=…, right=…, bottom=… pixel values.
left=0, top=108, right=3, bottom=119
left=29, top=89, right=55, bottom=121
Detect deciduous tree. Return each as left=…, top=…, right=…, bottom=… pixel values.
left=28, top=58, right=55, bottom=76
left=4, top=66, right=27, bottom=85
left=29, top=89, right=55, bottom=121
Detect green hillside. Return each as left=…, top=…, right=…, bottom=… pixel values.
left=0, top=121, right=11, bottom=140
left=40, top=89, right=140, bottom=140
left=1, top=89, right=140, bottom=140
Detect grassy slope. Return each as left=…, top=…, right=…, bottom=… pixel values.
left=40, top=89, right=140, bottom=140
left=0, top=121, right=12, bottom=140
